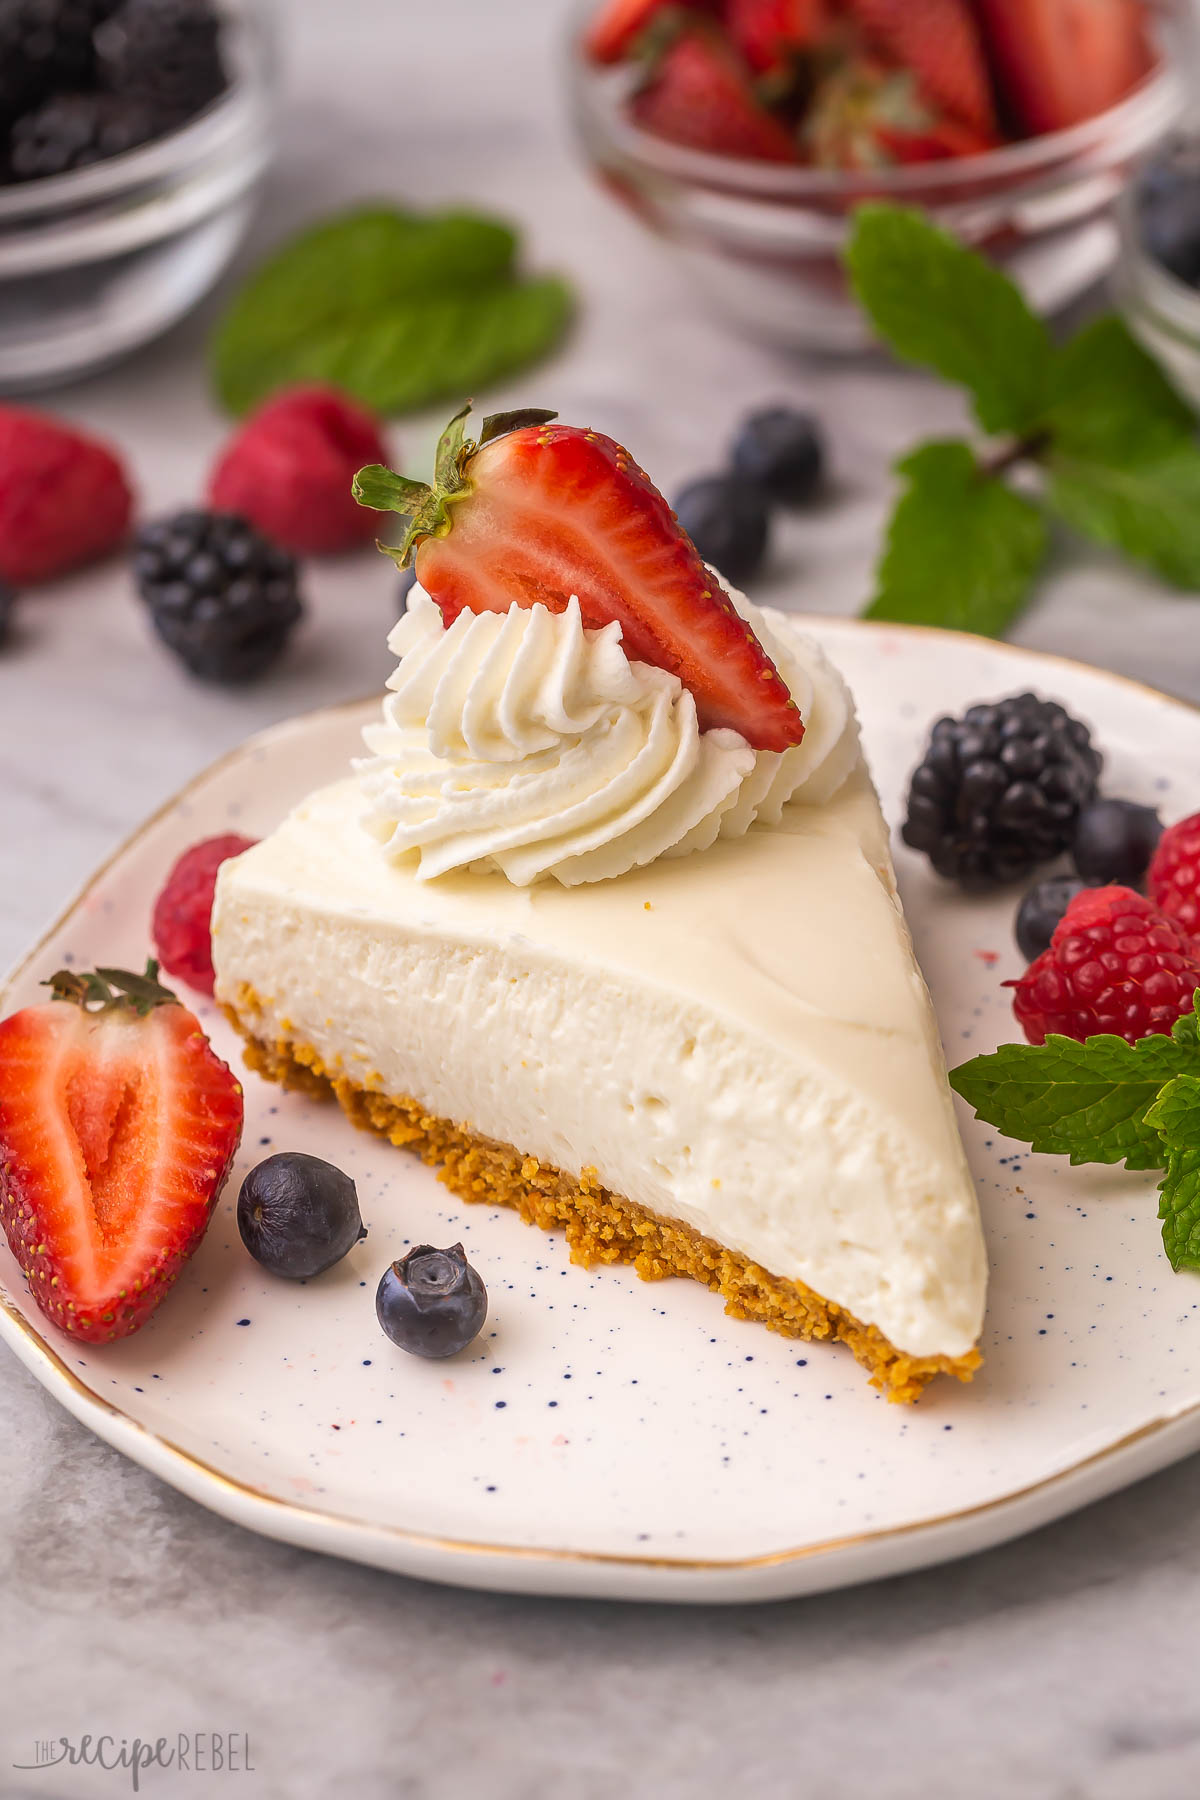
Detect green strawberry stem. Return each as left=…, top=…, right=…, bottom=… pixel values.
left=351, top=403, right=558, bottom=569
left=45, top=960, right=179, bottom=1016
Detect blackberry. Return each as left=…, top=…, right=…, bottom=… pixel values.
left=0, top=0, right=113, bottom=126
left=902, top=692, right=1102, bottom=892
left=94, top=0, right=226, bottom=123
left=8, top=91, right=162, bottom=179
left=134, top=510, right=303, bottom=684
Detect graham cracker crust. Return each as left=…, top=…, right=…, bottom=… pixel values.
left=223, top=991, right=979, bottom=1404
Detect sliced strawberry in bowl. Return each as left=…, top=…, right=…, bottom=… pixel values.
left=0, top=964, right=244, bottom=1344
left=630, top=26, right=799, bottom=161
left=353, top=406, right=805, bottom=753
left=804, top=55, right=995, bottom=169
left=845, top=0, right=996, bottom=135
left=725, top=0, right=829, bottom=75
left=975, top=0, right=1154, bottom=136
left=585, top=0, right=689, bottom=63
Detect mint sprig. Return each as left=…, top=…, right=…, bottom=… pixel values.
left=952, top=996, right=1200, bottom=1271
left=847, top=205, right=1200, bottom=634
left=211, top=206, right=572, bottom=418
left=866, top=441, right=1048, bottom=636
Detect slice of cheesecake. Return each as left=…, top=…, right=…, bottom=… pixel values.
left=213, top=409, right=987, bottom=1401
left=212, top=658, right=985, bottom=1401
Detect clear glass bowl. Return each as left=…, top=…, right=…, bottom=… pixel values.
left=567, top=0, right=1192, bottom=351
left=1114, top=162, right=1200, bottom=406
left=0, top=0, right=276, bottom=392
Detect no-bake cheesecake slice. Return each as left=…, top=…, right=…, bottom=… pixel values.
left=213, top=409, right=986, bottom=1400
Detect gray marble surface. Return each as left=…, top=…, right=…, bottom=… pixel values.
left=2, top=1, right=1200, bottom=1795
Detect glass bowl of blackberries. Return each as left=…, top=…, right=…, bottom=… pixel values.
left=1116, top=134, right=1200, bottom=409
left=568, top=0, right=1193, bottom=351
left=0, top=0, right=276, bottom=391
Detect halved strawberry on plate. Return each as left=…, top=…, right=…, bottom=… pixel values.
left=353, top=406, right=805, bottom=753
left=975, top=0, right=1154, bottom=136
left=0, top=963, right=243, bottom=1343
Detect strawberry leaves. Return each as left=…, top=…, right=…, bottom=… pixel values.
left=847, top=205, right=1200, bottom=635
left=44, top=960, right=179, bottom=1017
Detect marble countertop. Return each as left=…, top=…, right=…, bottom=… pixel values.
left=3, top=2, right=1200, bottom=1795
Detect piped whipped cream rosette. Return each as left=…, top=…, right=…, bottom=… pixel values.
left=357, top=585, right=860, bottom=886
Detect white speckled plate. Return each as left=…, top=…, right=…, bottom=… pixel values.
left=3, top=620, right=1200, bottom=1604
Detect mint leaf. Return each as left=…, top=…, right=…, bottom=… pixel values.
left=211, top=206, right=571, bottom=417
left=1158, top=1148, right=1200, bottom=1272
left=230, top=277, right=571, bottom=420
left=1043, top=316, right=1196, bottom=462
left=865, top=441, right=1048, bottom=635
left=1047, top=440, right=1200, bottom=589
left=950, top=1029, right=1200, bottom=1170
left=1146, top=1074, right=1200, bottom=1150
left=846, top=205, right=1053, bottom=436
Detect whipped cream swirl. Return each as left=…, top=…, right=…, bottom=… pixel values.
left=357, top=586, right=859, bottom=886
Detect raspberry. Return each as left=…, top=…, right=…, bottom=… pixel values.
left=207, top=386, right=390, bottom=556
left=0, top=404, right=132, bottom=584
left=1008, top=885, right=1200, bottom=1047
left=151, top=834, right=257, bottom=995
left=1148, top=811, right=1200, bottom=943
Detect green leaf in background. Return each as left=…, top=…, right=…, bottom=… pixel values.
left=865, top=440, right=1048, bottom=636
left=1042, top=315, right=1197, bottom=462
left=1158, top=1148, right=1200, bottom=1272
left=1047, top=441, right=1200, bottom=590
left=845, top=205, right=1053, bottom=438
left=211, top=205, right=572, bottom=417
left=950, top=1029, right=1200, bottom=1172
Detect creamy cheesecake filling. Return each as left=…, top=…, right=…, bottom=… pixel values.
left=213, top=754, right=987, bottom=1361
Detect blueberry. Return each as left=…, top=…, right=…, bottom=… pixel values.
left=1138, top=144, right=1200, bottom=285
left=1071, top=798, right=1163, bottom=886
left=730, top=407, right=824, bottom=506
left=376, top=1243, right=487, bottom=1359
left=237, top=1152, right=365, bottom=1279
left=1016, top=876, right=1085, bottom=963
left=674, top=475, right=769, bottom=585
left=396, top=566, right=417, bottom=616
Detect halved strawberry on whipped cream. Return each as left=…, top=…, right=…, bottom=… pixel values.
left=352, top=405, right=806, bottom=754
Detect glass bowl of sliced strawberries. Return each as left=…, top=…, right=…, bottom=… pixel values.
left=569, top=0, right=1192, bottom=350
